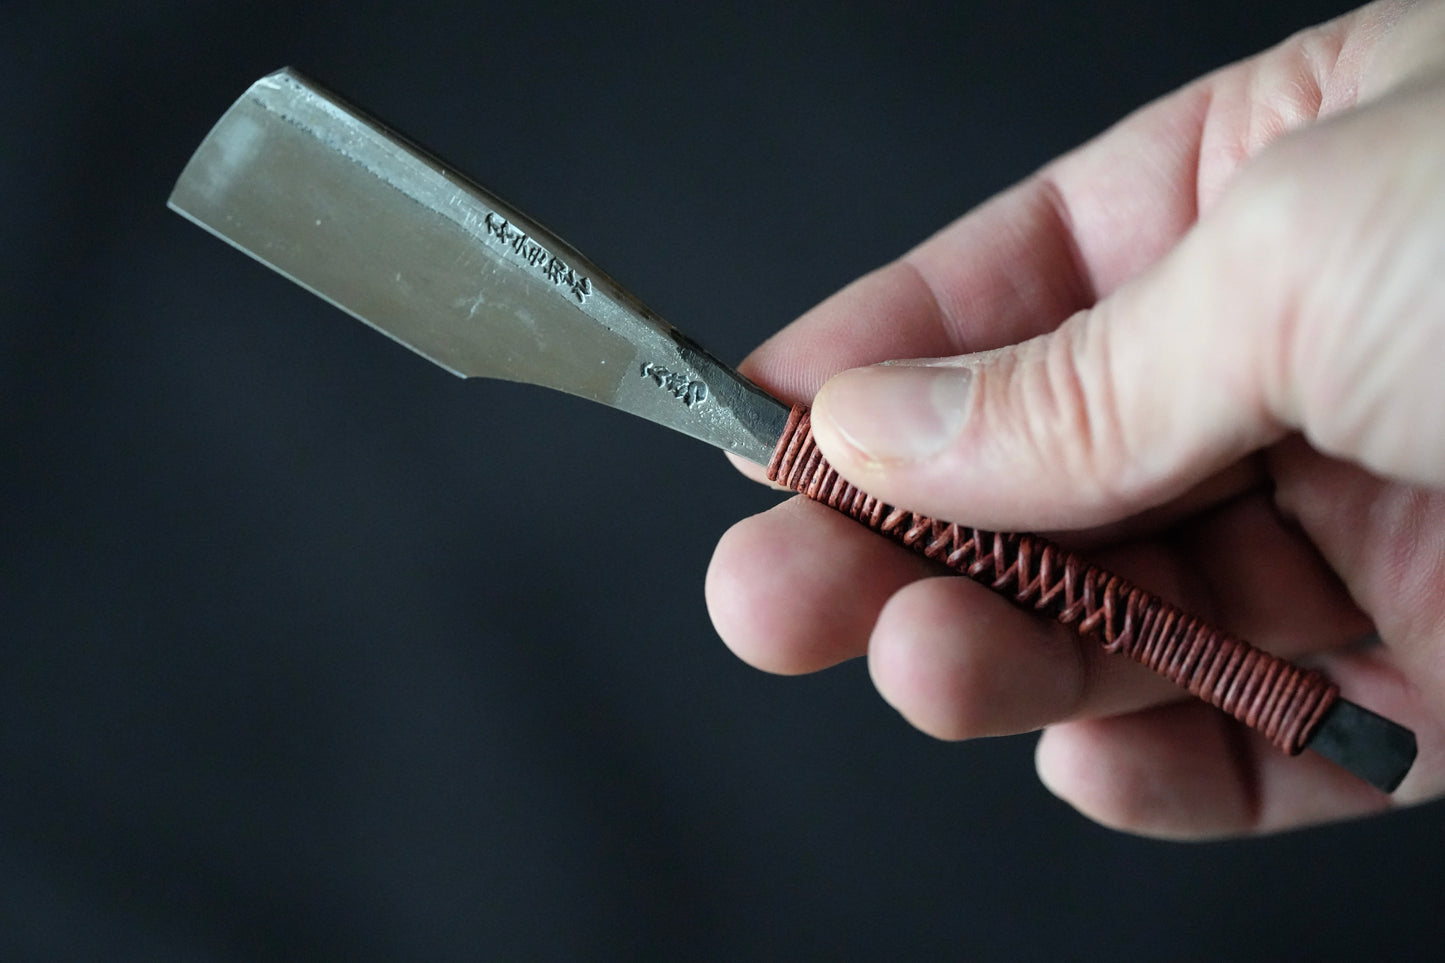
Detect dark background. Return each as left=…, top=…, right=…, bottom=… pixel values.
left=3, top=1, right=1438, bottom=959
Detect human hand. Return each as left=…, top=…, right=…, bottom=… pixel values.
left=706, top=0, right=1445, bottom=839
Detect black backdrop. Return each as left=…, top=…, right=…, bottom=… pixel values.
left=3, top=1, right=1439, bottom=959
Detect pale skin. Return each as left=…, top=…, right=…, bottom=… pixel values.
left=706, top=0, right=1445, bottom=839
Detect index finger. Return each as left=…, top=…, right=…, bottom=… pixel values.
left=738, top=4, right=1382, bottom=406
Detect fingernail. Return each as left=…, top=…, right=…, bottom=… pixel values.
left=816, top=364, right=972, bottom=463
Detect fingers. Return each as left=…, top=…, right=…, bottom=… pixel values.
left=1037, top=638, right=1445, bottom=839
left=705, top=497, right=939, bottom=674
left=733, top=4, right=1383, bottom=419
left=1035, top=700, right=1394, bottom=840
left=734, top=83, right=1211, bottom=409
left=724, top=173, right=1114, bottom=489
left=736, top=261, right=970, bottom=406
left=710, top=482, right=1374, bottom=730
left=711, top=428, right=1440, bottom=838
left=805, top=180, right=1295, bottom=531
left=810, top=74, right=1445, bottom=533
left=1169, top=484, right=1374, bottom=653
left=865, top=490, right=1371, bottom=740
left=742, top=11, right=1444, bottom=533
left=1267, top=438, right=1445, bottom=691
left=866, top=576, right=1181, bottom=741
left=711, top=4, right=1445, bottom=838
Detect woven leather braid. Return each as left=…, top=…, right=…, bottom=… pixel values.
left=766, top=404, right=1337, bottom=755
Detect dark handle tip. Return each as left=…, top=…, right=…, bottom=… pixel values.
left=1305, top=699, right=1417, bottom=793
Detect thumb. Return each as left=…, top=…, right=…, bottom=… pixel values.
left=807, top=291, right=1265, bottom=532
left=809, top=89, right=1445, bottom=532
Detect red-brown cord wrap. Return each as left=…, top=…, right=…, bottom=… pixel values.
left=766, top=404, right=1338, bottom=755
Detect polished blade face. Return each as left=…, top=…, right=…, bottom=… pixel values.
left=169, top=68, right=787, bottom=464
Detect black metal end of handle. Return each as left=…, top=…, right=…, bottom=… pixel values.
left=1305, top=699, right=1417, bottom=793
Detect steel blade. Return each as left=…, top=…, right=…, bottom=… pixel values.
left=169, top=68, right=788, bottom=464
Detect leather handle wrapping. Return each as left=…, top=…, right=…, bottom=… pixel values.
left=767, top=404, right=1338, bottom=756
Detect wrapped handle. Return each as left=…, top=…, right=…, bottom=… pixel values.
left=767, top=404, right=1338, bottom=756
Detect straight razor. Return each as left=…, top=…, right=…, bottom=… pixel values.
left=170, top=69, right=1416, bottom=793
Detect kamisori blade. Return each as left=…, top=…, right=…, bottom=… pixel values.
left=169, top=68, right=788, bottom=464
